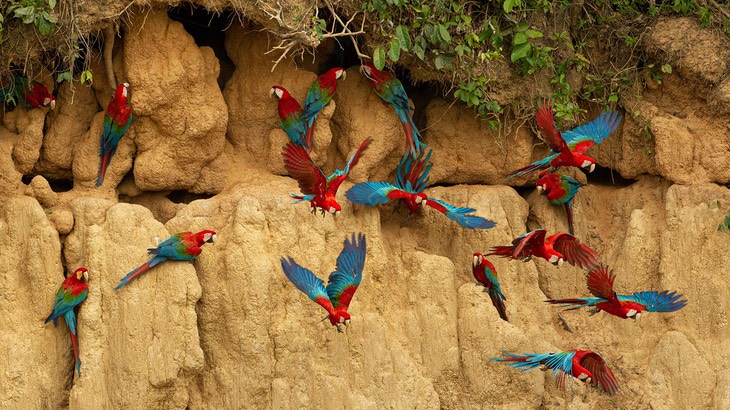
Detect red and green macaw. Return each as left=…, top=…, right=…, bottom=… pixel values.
left=492, top=349, right=619, bottom=395
left=472, top=253, right=507, bottom=321
left=505, top=99, right=622, bottom=179
left=546, top=265, right=687, bottom=320
left=488, top=228, right=600, bottom=269
left=360, top=63, right=425, bottom=156
left=281, top=233, right=367, bottom=332
left=345, top=150, right=496, bottom=229
left=115, top=230, right=216, bottom=290
left=269, top=85, right=308, bottom=148
left=283, top=137, right=371, bottom=216
left=45, top=267, right=89, bottom=376
left=0, top=76, right=55, bottom=109
left=536, top=171, right=583, bottom=235
left=300, top=67, right=346, bottom=147
left=96, top=83, right=133, bottom=187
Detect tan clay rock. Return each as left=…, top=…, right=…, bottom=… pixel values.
left=124, top=9, right=228, bottom=193
left=2, top=105, right=48, bottom=174
left=26, top=175, right=58, bottom=207
left=64, top=200, right=204, bottom=409
left=0, top=196, right=68, bottom=409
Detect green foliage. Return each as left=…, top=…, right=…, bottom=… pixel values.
left=718, top=208, right=730, bottom=232
left=1, top=0, right=57, bottom=38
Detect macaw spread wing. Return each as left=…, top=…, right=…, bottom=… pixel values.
left=326, top=233, right=367, bottom=309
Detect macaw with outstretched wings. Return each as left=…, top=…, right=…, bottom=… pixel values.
left=488, top=228, right=600, bottom=269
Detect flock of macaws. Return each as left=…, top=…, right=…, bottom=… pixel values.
left=4, top=64, right=687, bottom=398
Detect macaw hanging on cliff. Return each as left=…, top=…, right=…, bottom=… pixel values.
left=505, top=99, right=622, bottom=179
left=283, top=137, right=371, bottom=216
left=0, top=76, right=55, bottom=109
left=345, top=150, right=496, bottom=229
left=300, top=67, right=346, bottom=147
left=472, top=253, right=508, bottom=321
left=536, top=171, right=583, bottom=235
left=96, top=83, right=133, bottom=187
left=281, top=233, right=367, bottom=332
left=488, top=228, right=600, bottom=269
left=115, top=230, right=216, bottom=290
left=45, top=267, right=89, bottom=376
left=360, top=63, right=425, bottom=156
left=492, top=349, right=619, bottom=395
left=269, top=85, right=308, bottom=148
left=546, top=265, right=687, bottom=320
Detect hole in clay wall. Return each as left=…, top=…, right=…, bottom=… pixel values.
left=166, top=190, right=215, bottom=204
left=586, top=164, right=637, bottom=187
left=168, top=4, right=236, bottom=90
left=22, top=175, right=74, bottom=192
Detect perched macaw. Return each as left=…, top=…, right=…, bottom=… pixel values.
left=488, top=228, right=600, bottom=269
left=96, top=83, right=133, bottom=187
left=0, top=76, right=55, bottom=109
left=472, top=253, right=508, bottom=321
left=345, top=150, right=496, bottom=229
left=45, top=267, right=89, bottom=376
left=360, top=63, right=425, bottom=156
left=300, top=67, right=346, bottom=147
left=116, top=230, right=216, bottom=290
left=269, top=85, right=308, bottom=148
left=546, top=265, right=687, bottom=320
left=505, top=99, right=622, bottom=179
left=536, top=171, right=583, bottom=235
left=283, top=137, right=371, bottom=216
left=492, top=349, right=619, bottom=395
left=281, top=233, right=366, bottom=332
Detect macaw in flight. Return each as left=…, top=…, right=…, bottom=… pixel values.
left=492, top=349, right=619, bottom=395
left=281, top=233, right=367, bottom=332
left=345, top=149, right=496, bottom=229
left=96, top=83, right=133, bottom=187
left=505, top=99, right=622, bottom=179
left=488, top=228, right=600, bottom=269
left=0, top=76, right=55, bottom=108
left=300, top=67, right=346, bottom=147
left=45, top=267, right=89, bottom=376
left=116, top=230, right=216, bottom=290
left=472, top=253, right=508, bottom=321
left=536, top=171, right=583, bottom=235
left=283, top=137, right=371, bottom=216
left=361, top=63, right=425, bottom=156
left=546, top=265, right=687, bottom=320
left=270, top=85, right=308, bottom=148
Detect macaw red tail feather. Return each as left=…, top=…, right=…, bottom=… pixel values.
left=115, top=255, right=167, bottom=290
left=70, top=331, right=81, bottom=375
left=96, top=152, right=112, bottom=187
left=487, top=245, right=516, bottom=259
left=304, top=122, right=315, bottom=150
left=545, top=298, right=597, bottom=310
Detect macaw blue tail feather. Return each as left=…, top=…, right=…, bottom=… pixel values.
left=115, top=255, right=167, bottom=290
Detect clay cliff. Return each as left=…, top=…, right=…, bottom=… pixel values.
left=0, top=5, right=728, bottom=410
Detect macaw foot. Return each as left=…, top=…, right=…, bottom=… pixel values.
left=588, top=307, right=601, bottom=316
left=520, top=255, right=532, bottom=263
left=310, top=207, right=317, bottom=215
left=321, top=208, right=326, bottom=218
left=335, top=324, right=344, bottom=333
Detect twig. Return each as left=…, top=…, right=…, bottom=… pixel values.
left=323, top=0, right=370, bottom=61
left=558, top=312, right=576, bottom=333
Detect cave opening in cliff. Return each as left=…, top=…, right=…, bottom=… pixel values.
left=588, top=164, right=637, bottom=187
left=168, top=4, right=236, bottom=90
left=166, top=190, right=215, bottom=204
left=22, top=175, right=74, bottom=193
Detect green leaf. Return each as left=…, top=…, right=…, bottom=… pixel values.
left=525, top=29, right=543, bottom=39
left=413, top=44, right=426, bottom=60
left=503, top=0, right=518, bottom=13
left=13, top=6, right=34, bottom=17
left=438, top=25, right=451, bottom=43
left=387, top=40, right=401, bottom=62
left=36, top=15, right=54, bottom=35
left=511, top=42, right=531, bottom=62
left=661, top=64, right=672, bottom=74
left=395, top=26, right=411, bottom=51
left=56, top=71, right=72, bottom=83
left=434, top=54, right=452, bottom=70
left=513, top=32, right=527, bottom=45
left=80, top=69, right=93, bottom=84
left=48, top=0, right=57, bottom=9
left=608, top=94, right=619, bottom=103
left=373, top=46, right=386, bottom=70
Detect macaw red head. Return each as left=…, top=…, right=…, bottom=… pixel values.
left=326, top=67, right=346, bottom=81
left=114, top=82, right=130, bottom=102
left=269, top=85, right=290, bottom=100
left=536, top=171, right=559, bottom=194
left=329, top=311, right=351, bottom=332
left=26, top=82, right=55, bottom=109
left=360, top=62, right=386, bottom=84
left=74, top=267, right=89, bottom=282
left=196, top=230, right=217, bottom=244
left=546, top=250, right=564, bottom=267
left=577, top=155, right=596, bottom=173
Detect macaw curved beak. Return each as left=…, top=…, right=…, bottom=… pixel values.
left=588, top=163, right=596, bottom=173
left=536, top=185, right=543, bottom=194
left=340, top=71, right=347, bottom=81
left=48, top=99, right=56, bottom=110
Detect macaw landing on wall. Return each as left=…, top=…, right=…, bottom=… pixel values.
left=283, top=137, right=371, bottom=217
left=281, top=233, right=367, bottom=333
left=0, top=76, right=55, bottom=109
left=492, top=349, right=620, bottom=395
left=345, top=150, right=496, bottom=229
left=96, top=83, right=133, bottom=187
left=360, top=63, right=425, bottom=156
left=536, top=171, right=583, bottom=235
left=546, top=265, right=687, bottom=320
left=300, top=67, right=346, bottom=148
left=269, top=85, right=308, bottom=149
left=116, top=230, right=216, bottom=290
left=505, top=99, right=622, bottom=180
left=472, top=253, right=508, bottom=321
left=488, top=228, right=600, bottom=269
left=45, top=267, right=89, bottom=376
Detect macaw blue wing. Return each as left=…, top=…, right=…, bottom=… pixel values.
left=345, top=182, right=398, bottom=206
left=563, top=110, right=622, bottom=154
left=281, top=257, right=334, bottom=313
left=492, top=350, right=575, bottom=378
left=394, top=149, right=432, bottom=193
left=618, top=291, right=687, bottom=313
left=326, top=233, right=367, bottom=309
left=426, top=198, right=497, bottom=229
left=63, top=310, right=78, bottom=335
left=503, top=154, right=558, bottom=180
left=300, top=85, right=329, bottom=128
